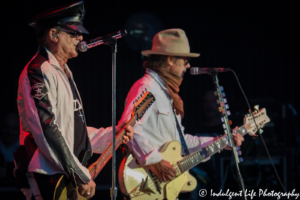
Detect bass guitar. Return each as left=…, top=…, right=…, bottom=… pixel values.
left=52, top=90, right=155, bottom=200
left=119, top=108, right=270, bottom=200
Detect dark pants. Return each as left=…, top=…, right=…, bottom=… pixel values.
left=31, top=173, right=63, bottom=200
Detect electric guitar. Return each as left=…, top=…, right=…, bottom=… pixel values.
left=52, top=90, right=155, bottom=200
left=119, top=108, right=270, bottom=200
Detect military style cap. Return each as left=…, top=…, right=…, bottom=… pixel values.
left=28, top=1, right=89, bottom=34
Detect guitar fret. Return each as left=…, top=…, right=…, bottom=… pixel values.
left=178, top=132, right=242, bottom=173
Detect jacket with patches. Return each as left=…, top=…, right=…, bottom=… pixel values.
left=17, top=46, right=113, bottom=184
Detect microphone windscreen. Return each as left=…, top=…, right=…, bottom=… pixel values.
left=190, top=67, right=200, bottom=75
left=78, top=41, right=87, bottom=52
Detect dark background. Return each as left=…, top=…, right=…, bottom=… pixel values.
left=1, top=0, right=299, bottom=199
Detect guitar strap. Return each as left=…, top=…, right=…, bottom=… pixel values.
left=172, top=109, right=190, bottom=156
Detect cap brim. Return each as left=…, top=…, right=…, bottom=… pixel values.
left=65, top=24, right=89, bottom=34
left=141, top=50, right=200, bottom=57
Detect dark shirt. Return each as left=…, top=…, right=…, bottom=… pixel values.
left=68, top=78, right=87, bottom=161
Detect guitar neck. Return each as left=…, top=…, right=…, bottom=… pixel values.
left=177, top=125, right=248, bottom=174
left=88, top=118, right=136, bottom=180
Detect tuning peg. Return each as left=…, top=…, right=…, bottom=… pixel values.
left=227, top=111, right=231, bottom=116
left=259, top=129, right=264, bottom=134
left=221, top=117, right=224, bottom=122
left=247, top=114, right=251, bottom=117
left=254, top=105, right=259, bottom=111
left=225, top=104, right=229, bottom=109
left=223, top=98, right=227, bottom=103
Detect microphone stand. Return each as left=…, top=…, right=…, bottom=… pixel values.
left=209, top=71, right=247, bottom=200
left=106, top=39, right=118, bottom=200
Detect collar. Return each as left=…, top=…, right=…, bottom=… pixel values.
left=38, top=46, right=72, bottom=75
left=146, top=68, right=173, bottom=103
left=146, top=68, right=167, bottom=91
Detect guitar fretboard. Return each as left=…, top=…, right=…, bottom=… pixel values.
left=176, top=126, right=247, bottom=175
left=89, top=119, right=136, bottom=179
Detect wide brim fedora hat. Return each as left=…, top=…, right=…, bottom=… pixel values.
left=141, top=29, right=200, bottom=57
left=28, top=1, right=89, bottom=34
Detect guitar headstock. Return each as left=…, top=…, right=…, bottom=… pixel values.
left=243, top=107, right=270, bottom=136
left=131, top=89, right=155, bottom=121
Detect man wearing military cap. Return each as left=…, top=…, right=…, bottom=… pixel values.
left=15, top=1, right=133, bottom=199
left=118, top=29, right=244, bottom=194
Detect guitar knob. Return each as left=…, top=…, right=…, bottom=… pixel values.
left=236, top=146, right=240, bottom=150
left=239, top=157, right=244, bottom=162
left=223, top=98, right=227, bottom=103
left=187, top=181, right=193, bottom=186
left=227, top=111, right=231, bottom=116
left=222, top=92, right=226, bottom=97
left=220, top=86, right=224, bottom=91
left=237, top=150, right=242, bottom=156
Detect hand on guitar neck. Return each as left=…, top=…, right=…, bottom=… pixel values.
left=117, top=120, right=134, bottom=143
left=75, top=173, right=96, bottom=199
left=150, top=159, right=177, bottom=182
left=215, top=127, right=244, bottom=150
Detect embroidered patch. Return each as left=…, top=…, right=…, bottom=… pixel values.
left=31, top=83, right=48, bottom=100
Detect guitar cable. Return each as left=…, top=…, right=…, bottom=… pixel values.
left=228, top=69, right=287, bottom=193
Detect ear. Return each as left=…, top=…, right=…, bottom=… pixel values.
left=48, top=28, right=59, bottom=42
left=167, top=56, right=175, bottom=66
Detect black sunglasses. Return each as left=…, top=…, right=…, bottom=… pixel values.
left=176, top=57, right=191, bottom=65
left=63, top=30, right=82, bottom=37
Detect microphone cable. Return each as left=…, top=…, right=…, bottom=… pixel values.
left=227, top=68, right=287, bottom=193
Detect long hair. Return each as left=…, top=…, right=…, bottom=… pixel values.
left=143, top=55, right=169, bottom=70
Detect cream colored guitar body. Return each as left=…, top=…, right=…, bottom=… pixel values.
left=119, top=108, right=271, bottom=200
left=119, top=141, right=197, bottom=200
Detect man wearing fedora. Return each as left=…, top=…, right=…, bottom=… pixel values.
left=118, top=29, right=244, bottom=185
left=15, top=1, right=133, bottom=199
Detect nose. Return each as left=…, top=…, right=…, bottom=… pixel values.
left=77, top=35, right=83, bottom=41
left=186, top=63, right=191, bottom=69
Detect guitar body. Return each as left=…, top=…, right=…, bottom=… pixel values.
left=119, top=141, right=197, bottom=200
left=52, top=174, right=87, bottom=200
left=119, top=108, right=271, bottom=200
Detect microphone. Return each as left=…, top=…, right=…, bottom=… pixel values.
left=78, top=30, right=127, bottom=52
left=190, top=67, right=230, bottom=75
